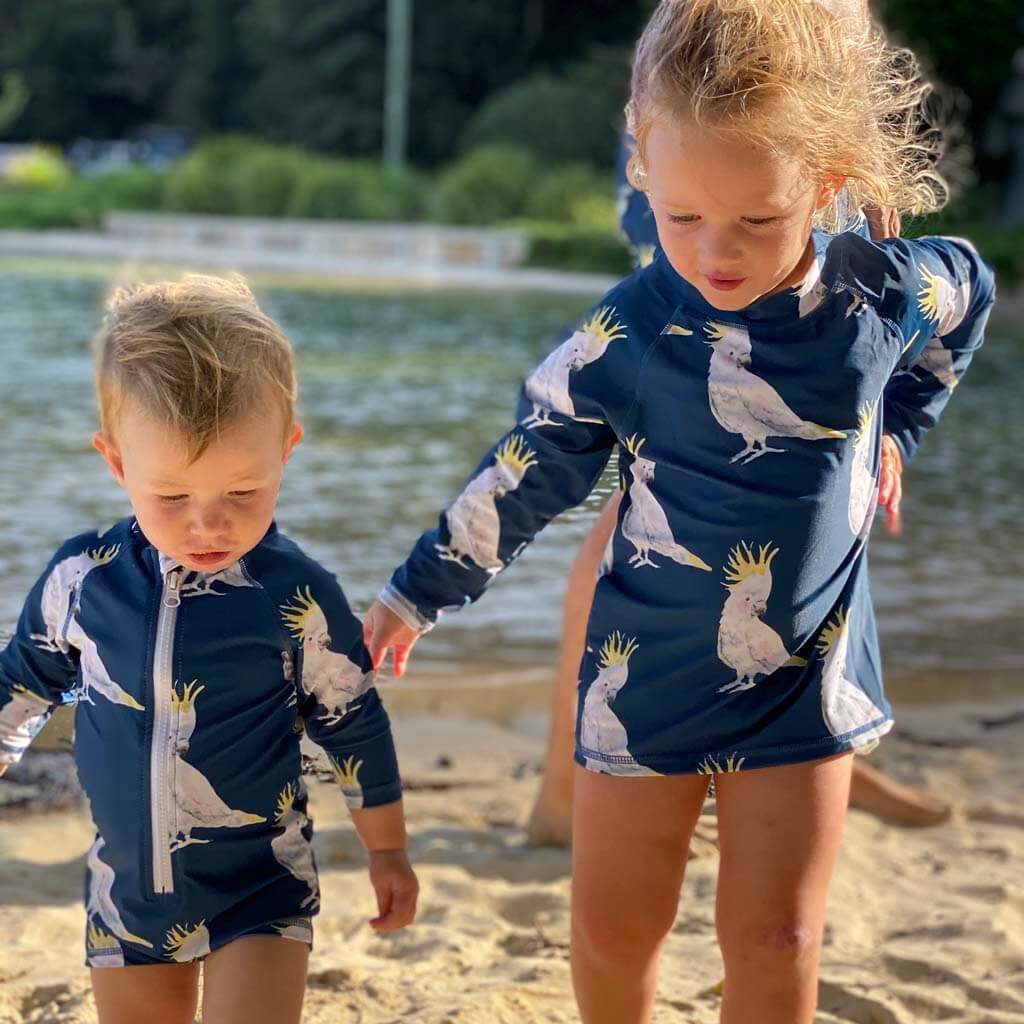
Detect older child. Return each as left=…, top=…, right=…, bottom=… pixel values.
left=0, top=274, right=417, bottom=1024
left=365, top=2, right=994, bottom=1021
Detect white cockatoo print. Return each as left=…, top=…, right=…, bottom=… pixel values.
left=274, top=919, right=313, bottom=944
left=579, top=632, right=656, bottom=775
left=279, top=586, right=373, bottom=724
left=0, top=685, right=53, bottom=757
left=620, top=434, right=712, bottom=571
left=29, top=545, right=144, bottom=711
left=86, top=835, right=153, bottom=948
left=271, top=781, right=319, bottom=910
left=66, top=618, right=145, bottom=711
left=163, top=921, right=210, bottom=963
left=169, top=681, right=266, bottom=852
left=848, top=401, right=880, bottom=537
left=816, top=608, right=886, bottom=745
left=704, top=322, right=847, bottom=464
left=890, top=266, right=973, bottom=392
left=522, top=307, right=626, bottom=425
left=331, top=754, right=365, bottom=810
left=435, top=434, right=538, bottom=572
left=86, top=921, right=125, bottom=967
left=178, top=562, right=260, bottom=598
left=717, top=543, right=806, bottom=693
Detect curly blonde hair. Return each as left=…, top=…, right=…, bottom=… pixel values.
left=94, top=273, right=297, bottom=463
left=626, top=0, right=948, bottom=230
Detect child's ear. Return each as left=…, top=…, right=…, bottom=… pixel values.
left=283, top=421, right=304, bottom=461
left=815, top=173, right=846, bottom=211
left=92, top=432, right=126, bottom=487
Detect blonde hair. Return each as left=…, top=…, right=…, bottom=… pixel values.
left=627, top=0, right=948, bottom=230
left=94, top=273, right=297, bottom=462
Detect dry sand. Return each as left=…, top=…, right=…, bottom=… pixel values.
left=1, top=700, right=1022, bottom=1024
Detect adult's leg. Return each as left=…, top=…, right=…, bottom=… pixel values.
left=91, top=962, right=200, bottom=1024
left=714, top=752, right=854, bottom=1024
left=527, top=492, right=621, bottom=846
left=201, top=934, right=309, bottom=1024
left=571, top=766, right=710, bottom=1024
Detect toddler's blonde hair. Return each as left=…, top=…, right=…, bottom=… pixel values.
left=94, top=273, right=297, bottom=462
left=627, top=0, right=948, bottom=230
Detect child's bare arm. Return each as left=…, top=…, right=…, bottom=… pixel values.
left=350, top=801, right=418, bottom=932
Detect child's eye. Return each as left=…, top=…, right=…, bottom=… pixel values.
left=158, top=495, right=187, bottom=505
left=230, top=489, right=258, bottom=499
left=743, top=216, right=779, bottom=226
left=668, top=214, right=698, bottom=225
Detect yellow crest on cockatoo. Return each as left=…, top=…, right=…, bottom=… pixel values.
left=598, top=631, right=639, bottom=669
left=635, top=244, right=657, bottom=269
left=661, top=322, right=693, bottom=336
left=697, top=752, right=746, bottom=775
left=623, top=433, right=646, bottom=457
left=579, top=306, right=627, bottom=346
left=815, top=608, right=849, bottom=656
left=85, top=544, right=121, bottom=566
left=332, top=755, right=363, bottom=789
left=704, top=322, right=729, bottom=347
left=170, top=680, right=204, bottom=713
left=916, top=268, right=946, bottom=322
left=724, top=542, right=779, bottom=587
left=163, top=921, right=206, bottom=955
left=87, top=922, right=120, bottom=951
left=275, top=782, right=297, bottom=824
left=279, top=586, right=327, bottom=641
left=854, top=401, right=877, bottom=443
left=494, top=435, right=538, bottom=475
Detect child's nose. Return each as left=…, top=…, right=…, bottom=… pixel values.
left=190, top=502, right=230, bottom=536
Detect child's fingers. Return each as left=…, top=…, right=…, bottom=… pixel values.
left=371, top=883, right=417, bottom=932
left=885, top=472, right=903, bottom=536
left=393, top=643, right=413, bottom=678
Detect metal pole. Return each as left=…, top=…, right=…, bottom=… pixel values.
left=384, top=0, right=412, bottom=170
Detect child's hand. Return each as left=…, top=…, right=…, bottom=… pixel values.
left=363, top=600, right=420, bottom=677
left=367, top=849, right=419, bottom=932
left=878, top=434, right=903, bottom=535
left=865, top=205, right=901, bottom=240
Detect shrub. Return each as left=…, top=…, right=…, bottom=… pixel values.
left=162, top=135, right=266, bottom=214
left=3, top=146, right=74, bottom=190
left=233, top=146, right=307, bottom=217
left=526, top=164, right=614, bottom=224
left=430, top=146, right=536, bottom=225
left=287, top=159, right=426, bottom=221
left=519, top=221, right=633, bottom=276
left=82, top=167, right=165, bottom=211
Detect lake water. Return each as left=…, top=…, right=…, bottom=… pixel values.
left=1, top=261, right=1020, bottom=707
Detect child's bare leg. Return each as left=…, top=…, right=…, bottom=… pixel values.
left=714, top=752, right=854, bottom=1024
left=527, top=493, right=621, bottom=846
left=849, top=757, right=954, bottom=826
left=91, top=962, right=200, bottom=1024
left=571, top=765, right=710, bottom=1024
left=201, top=935, right=309, bottom=1024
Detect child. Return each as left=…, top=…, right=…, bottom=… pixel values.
left=364, top=2, right=994, bottom=1022
left=0, top=274, right=418, bottom=1024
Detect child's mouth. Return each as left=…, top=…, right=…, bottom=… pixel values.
left=707, top=274, right=746, bottom=291
left=190, top=551, right=231, bottom=567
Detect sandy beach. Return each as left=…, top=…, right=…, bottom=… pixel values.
left=1, top=693, right=1022, bottom=1024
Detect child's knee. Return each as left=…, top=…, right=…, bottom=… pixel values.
left=573, top=900, right=676, bottom=967
left=717, top=918, right=821, bottom=970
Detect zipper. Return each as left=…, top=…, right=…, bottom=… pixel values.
left=150, top=566, right=182, bottom=895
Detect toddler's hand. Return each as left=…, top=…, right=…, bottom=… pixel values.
left=367, top=849, right=419, bottom=932
left=878, top=434, right=903, bottom=535
left=363, top=600, right=420, bottom=677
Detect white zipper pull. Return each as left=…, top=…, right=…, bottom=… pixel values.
left=163, top=569, right=182, bottom=608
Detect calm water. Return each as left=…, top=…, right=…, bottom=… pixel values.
left=0, top=263, right=1021, bottom=704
